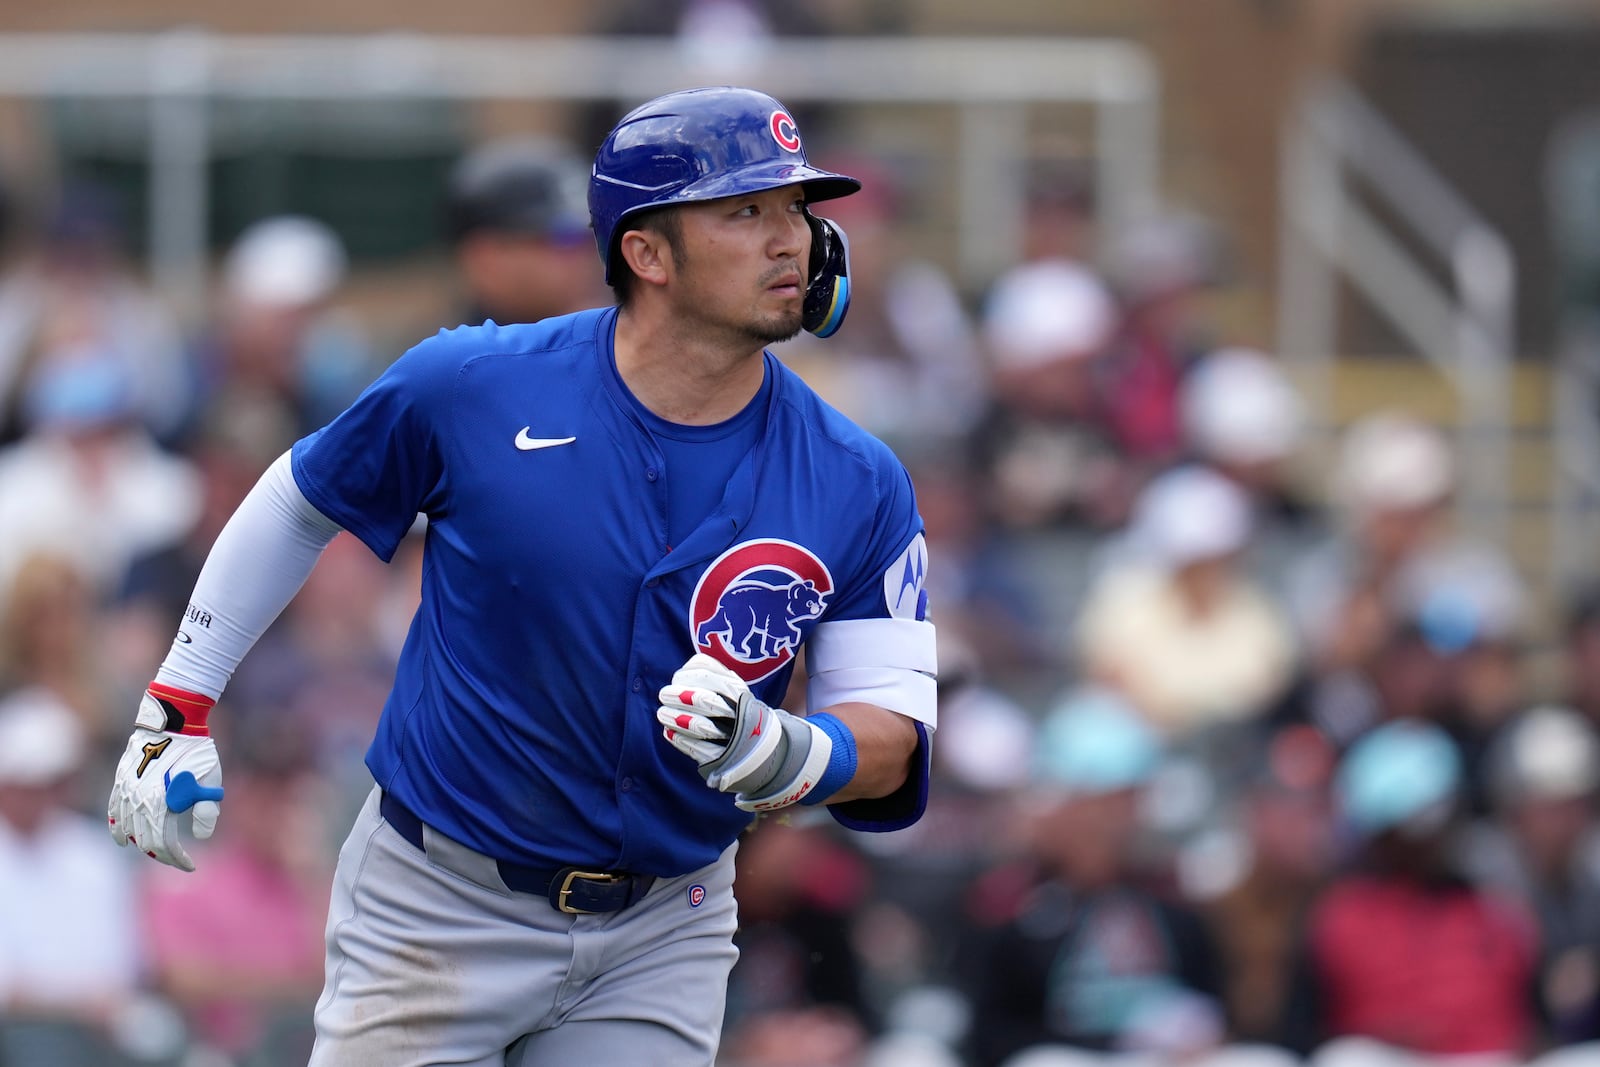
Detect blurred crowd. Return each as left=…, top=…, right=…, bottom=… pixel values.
left=0, top=106, right=1596, bottom=1067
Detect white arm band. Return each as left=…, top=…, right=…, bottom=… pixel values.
left=153, top=451, right=343, bottom=699
left=805, top=617, right=938, bottom=727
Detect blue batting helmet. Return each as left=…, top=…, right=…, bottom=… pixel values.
left=589, top=86, right=860, bottom=286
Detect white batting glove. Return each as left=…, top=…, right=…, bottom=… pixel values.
left=657, top=653, right=834, bottom=812
left=107, top=685, right=225, bottom=873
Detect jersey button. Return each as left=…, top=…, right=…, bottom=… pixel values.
left=646, top=577, right=660, bottom=588
left=620, top=777, right=634, bottom=793
left=631, top=677, right=643, bottom=692
left=645, top=467, right=659, bottom=481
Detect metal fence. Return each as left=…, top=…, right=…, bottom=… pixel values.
left=0, top=30, right=1163, bottom=319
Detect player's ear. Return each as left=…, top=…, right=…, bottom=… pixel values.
left=617, top=229, right=671, bottom=288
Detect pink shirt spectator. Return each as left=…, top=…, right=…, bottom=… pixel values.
left=142, top=807, right=327, bottom=1056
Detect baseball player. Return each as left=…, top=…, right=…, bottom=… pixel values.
left=443, top=135, right=605, bottom=326
left=107, top=85, right=936, bottom=1067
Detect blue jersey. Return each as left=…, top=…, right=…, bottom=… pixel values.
left=290, top=308, right=928, bottom=877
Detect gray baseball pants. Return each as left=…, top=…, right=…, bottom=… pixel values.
left=307, top=787, right=740, bottom=1066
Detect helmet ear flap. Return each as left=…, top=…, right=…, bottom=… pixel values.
left=802, top=213, right=851, bottom=338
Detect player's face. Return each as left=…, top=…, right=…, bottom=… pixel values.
left=670, top=185, right=810, bottom=347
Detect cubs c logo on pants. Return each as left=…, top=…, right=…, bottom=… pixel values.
left=689, top=539, right=833, bottom=683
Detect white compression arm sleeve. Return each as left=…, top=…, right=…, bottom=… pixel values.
left=153, top=451, right=343, bottom=699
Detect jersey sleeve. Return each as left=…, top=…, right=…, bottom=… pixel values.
left=812, top=449, right=938, bottom=833
left=290, top=333, right=456, bottom=562
left=822, top=459, right=929, bottom=624
left=807, top=454, right=937, bottom=725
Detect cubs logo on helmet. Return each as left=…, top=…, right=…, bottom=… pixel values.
left=690, top=539, right=834, bottom=682
left=770, top=111, right=802, bottom=153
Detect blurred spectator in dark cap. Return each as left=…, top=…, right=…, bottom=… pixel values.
left=444, top=135, right=605, bottom=327
left=1280, top=719, right=1539, bottom=1063
left=0, top=178, right=188, bottom=445
left=1462, top=705, right=1600, bottom=1046
left=185, top=215, right=376, bottom=454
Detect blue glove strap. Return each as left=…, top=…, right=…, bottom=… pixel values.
left=165, top=770, right=225, bottom=814
left=799, top=712, right=857, bottom=806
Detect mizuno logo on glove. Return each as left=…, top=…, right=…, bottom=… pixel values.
left=137, top=737, right=171, bottom=777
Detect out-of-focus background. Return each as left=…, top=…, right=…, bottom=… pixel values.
left=4, top=2, right=1600, bottom=1066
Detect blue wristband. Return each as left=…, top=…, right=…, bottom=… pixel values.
left=799, top=712, right=857, bottom=806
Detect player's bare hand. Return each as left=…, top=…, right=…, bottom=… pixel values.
left=107, top=690, right=225, bottom=872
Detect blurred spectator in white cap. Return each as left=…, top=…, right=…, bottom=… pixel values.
left=0, top=685, right=155, bottom=1064
left=1280, top=719, right=1538, bottom=1061
left=1183, top=348, right=1307, bottom=489
left=1288, top=412, right=1511, bottom=672
left=184, top=215, right=377, bottom=455
left=976, top=256, right=1124, bottom=531
left=1462, top=705, right=1600, bottom=1045
left=1072, top=465, right=1297, bottom=739
left=0, top=353, right=201, bottom=600
left=0, top=178, right=190, bottom=445
left=1182, top=346, right=1328, bottom=605
left=1181, top=347, right=1316, bottom=531
left=966, top=687, right=1228, bottom=1066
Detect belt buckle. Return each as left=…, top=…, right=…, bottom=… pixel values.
left=555, top=869, right=627, bottom=915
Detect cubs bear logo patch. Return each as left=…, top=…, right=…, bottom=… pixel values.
left=689, top=539, right=833, bottom=683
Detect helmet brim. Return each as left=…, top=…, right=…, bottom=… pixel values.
left=601, top=162, right=859, bottom=283
left=670, top=160, right=861, bottom=208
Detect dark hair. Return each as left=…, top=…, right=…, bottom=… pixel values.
left=610, top=206, right=684, bottom=306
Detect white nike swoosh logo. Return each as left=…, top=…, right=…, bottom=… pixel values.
left=515, top=428, right=577, bottom=451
